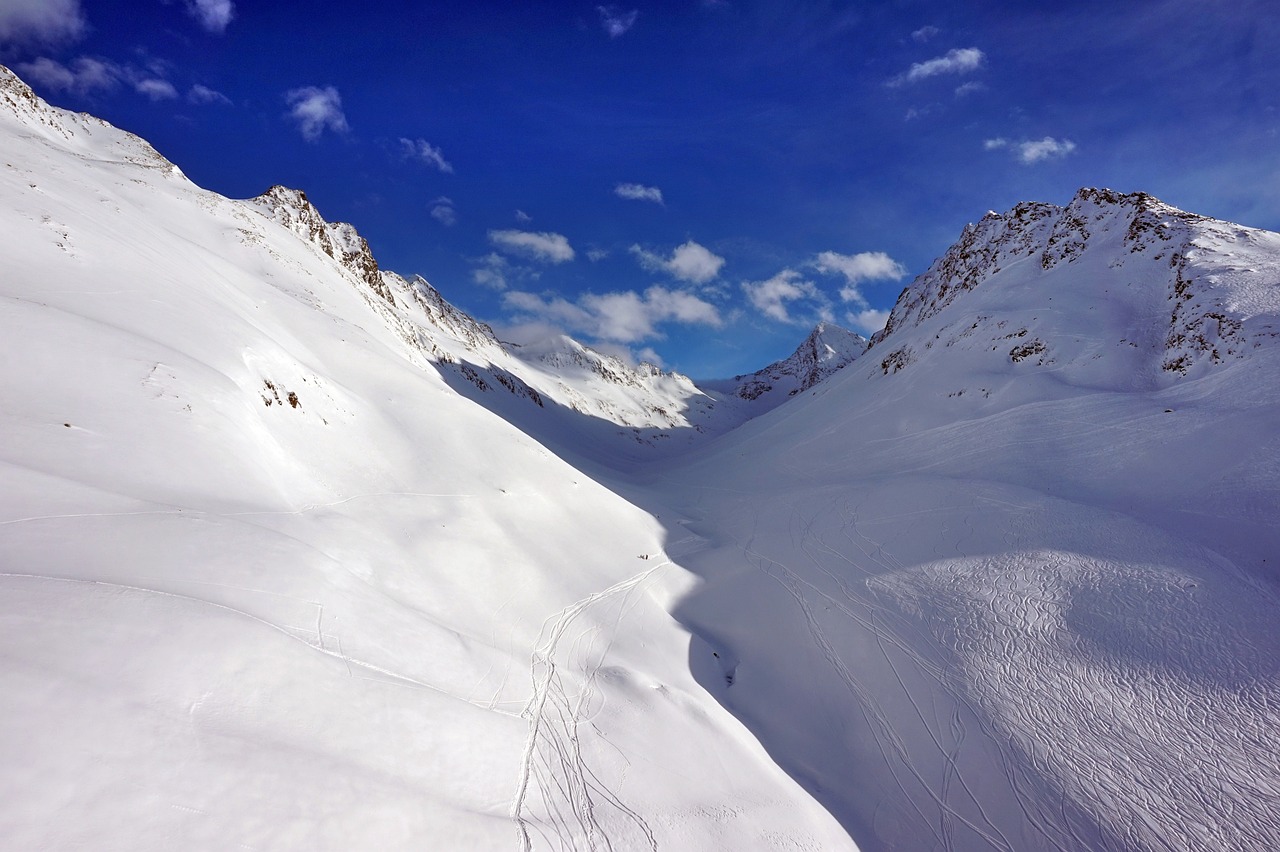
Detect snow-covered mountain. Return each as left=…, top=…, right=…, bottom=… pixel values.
left=658, top=188, right=1280, bottom=851
left=0, top=64, right=854, bottom=850
left=869, top=187, right=1280, bottom=389
left=702, top=321, right=867, bottom=405
left=5, top=57, right=1280, bottom=852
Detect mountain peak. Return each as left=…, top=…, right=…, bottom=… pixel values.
left=250, top=185, right=393, bottom=304
left=867, top=186, right=1280, bottom=389
left=708, top=321, right=867, bottom=404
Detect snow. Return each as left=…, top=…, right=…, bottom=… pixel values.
left=0, top=65, right=851, bottom=850
left=4, top=60, right=1280, bottom=852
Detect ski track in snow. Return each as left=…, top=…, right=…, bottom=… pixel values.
left=512, top=563, right=666, bottom=852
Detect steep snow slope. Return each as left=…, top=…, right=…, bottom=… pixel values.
left=0, top=65, right=856, bottom=850
left=652, top=189, right=1280, bottom=851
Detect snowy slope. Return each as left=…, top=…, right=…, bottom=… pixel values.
left=651, top=189, right=1280, bottom=851
left=8, top=49, right=1280, bottom=852
left=0, top=65, right=855, bottom=850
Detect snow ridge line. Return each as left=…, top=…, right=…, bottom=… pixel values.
left=511, top=561, right=667, bottom=852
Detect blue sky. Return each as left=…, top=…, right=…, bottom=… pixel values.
left=3, top=0, right=1278, bottom=376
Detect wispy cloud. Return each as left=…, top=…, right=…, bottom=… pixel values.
left=631, top=240, right=725, bottom=285
left=18, top=56, right=118, bottom=94
left=911, top=25, right=939, bottom=43
left=185, top=0, right=234, bottom=33
left=615, top=182, right=664, bottom=204
left=188, top=83, right=231, bottom=105
left=489, top=229, right=575, bottom=263
left=984, top=136, right=1078, bottom=164
left=430, top=197, right=457, bottom=227
left=285, top=86, right=348, bottom=141
left=515, top=210, right=533, bottom=223
left=0, top=0, right=86, bottom=48
left=954, top=81, right=984, bottom=97
left=135, top=78, right=177, bottom=101
left=504, top=285, right=720, bottom=344
left=472, top=253, right=512, bottom=290
left=890, top=47, right=985, bottom=86
left=597, top=5, right=638, bottom=38
left=742, top=269, right=827, bottom=324
left=398, top=137, right=454, bottom=173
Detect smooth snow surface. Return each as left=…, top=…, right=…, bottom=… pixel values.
left=4, top=63, right=1280, bottom=852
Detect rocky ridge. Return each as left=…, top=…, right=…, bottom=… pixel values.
left=869, top=187, right=1280, bottom=385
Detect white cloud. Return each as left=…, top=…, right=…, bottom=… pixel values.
left=615, top=182, right=664, bottom=204
left=635, top=346, right=664, bottom=367
left=0, top=0, right=85, bottom=47
left=135, top=78, right=177, bottom=101
left=503, top=285, right=720, bottom=344
left=743, top=269, right=822, bottom=324
left=1016, top=136, right=1077, bottom=164
left=285, top=86, right=348, bottom=141
left=430, top=197, right=457, bottom=227
left=985, top=136, right=1078, bottom=164
left=188, top=83, right=231, bottom=105
left=597, top=5, right=638, bottom=38
left=18, top=56, right=118, bottom=94
left=891, top=47, right=985, bottom=86
left=472, top=253, right=511, bottom=290
left=586, top=248, right=609, bottom=262
left=631, top=240, right=725, bottom=285
left=185, top=0, right=234, bottom=33
left=911, top=25, right=939, bottom=43
left=489, top=229, right=575, bottom=263
left=813, top=250, right=907, bottom=305
left=847, top=309, right=890, bottom=335
left=954, top=81, right=985, bottom=97
left=398, top=137, right=454, bottom=173
left=515, top=210, right=532, bottom=223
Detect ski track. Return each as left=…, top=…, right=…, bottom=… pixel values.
left=739, top=510, right=1023, bottom=852
left=679, top=484, right=1114, bottom=852
left=511, top=563, right=665, bottom=852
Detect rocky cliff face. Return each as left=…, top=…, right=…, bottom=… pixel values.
left=250, top=186, right=395, bottom=305
left=870, top=187, right=1280, bottom=387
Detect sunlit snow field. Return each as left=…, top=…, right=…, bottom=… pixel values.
left=3, top=65, right=1280, bottom=851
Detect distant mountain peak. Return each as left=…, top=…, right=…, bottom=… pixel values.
left=706, top=321, right=867, bottom=404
